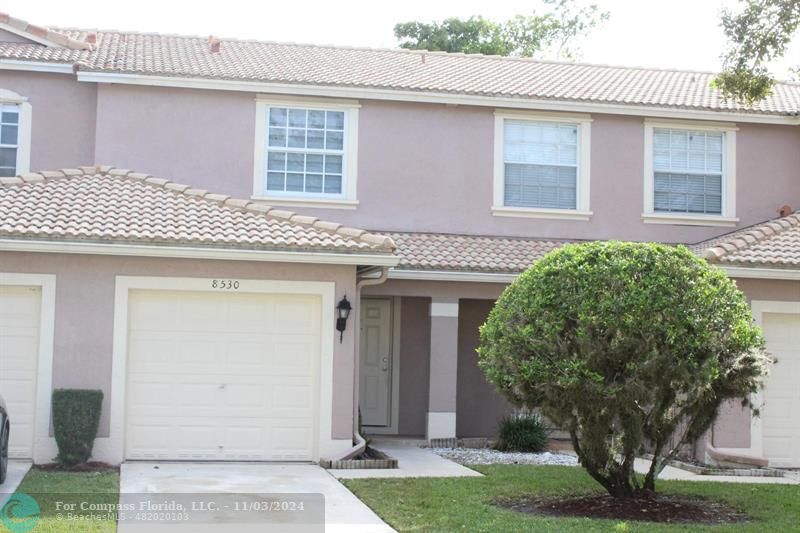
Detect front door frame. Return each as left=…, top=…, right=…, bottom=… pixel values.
left=360, top=297, right=401, bottom=435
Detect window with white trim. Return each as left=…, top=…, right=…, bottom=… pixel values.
left=493, top=112, right=592, bottom=220
left=266, top=106, right=345, bottom=195
left=643, top=120, right=737, bottom=226
left=0, top=103, right=20, bottom=177
left=653, top=128, right=724, bottom=215
left=503, top=120, right=579, bottom=209
left=251, top=97, right=363, bottom=209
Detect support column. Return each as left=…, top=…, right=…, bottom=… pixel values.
left=426, top=298, right=459, bottom=441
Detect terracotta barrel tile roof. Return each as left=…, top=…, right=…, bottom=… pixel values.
left=0, top=12, right=799, bottom=116
left=0, top=167, right=395, bottom=255
left=696, top=213, right=800, bottom=268
left=386, top=232, right=570, bottom=273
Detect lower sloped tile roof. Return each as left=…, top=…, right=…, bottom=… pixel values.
left=697, top=213, right=800, bottom=268
left=386, top=232, right=571, bottom=273
left=0, top=166, right=395, bottom=255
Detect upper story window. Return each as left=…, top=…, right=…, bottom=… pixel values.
left=643, top=120, right=738, bottom=227
left=253, top=98, right=359, bottom=209
left=0, top=104, right=20, bottom=177
left=493, top=111, right=592, bottom=220
left=0, top=90, right=31, bottom=177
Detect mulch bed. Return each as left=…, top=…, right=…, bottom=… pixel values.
left=497, top=493, right=750, bottom=524
left=35, top=461, right=118, bottom=473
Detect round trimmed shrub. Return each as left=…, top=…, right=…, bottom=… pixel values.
left=478, top=242, right=768, bottom=497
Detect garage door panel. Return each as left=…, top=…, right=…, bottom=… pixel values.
left=125, top=290, right=319, bottom=461
left=0, top=285, right=41, bottom=459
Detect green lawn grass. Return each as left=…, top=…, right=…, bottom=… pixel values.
left=10, top=468, right=119, bottom=532
left=343, top=465, right=800, bottom=532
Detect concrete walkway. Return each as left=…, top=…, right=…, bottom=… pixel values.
left=633, top=458, right=800, bottom=484
left=120, top=462, right=394, bottom=532
left=331, top=439, right=482, bottom=479
left=0, top=460, right=32, bottom=507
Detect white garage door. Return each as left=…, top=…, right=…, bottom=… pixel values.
left=125, top=290, right=321, bottom=461
left=761, top=312, right=800, bottom=467
left=0, top=285, right=41, bottom=459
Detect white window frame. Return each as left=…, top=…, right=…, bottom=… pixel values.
left=0, top=88, right=32, bottom=176
left=643, top=119, right=738, bottom=227
left=253, top=96, right=360, bottom=210
left=492, top=110, right=592, bottom=221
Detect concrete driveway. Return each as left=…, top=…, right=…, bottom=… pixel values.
left=0, top=460, right=32, bottom=507
left=119, top=462, right=393, bottom=532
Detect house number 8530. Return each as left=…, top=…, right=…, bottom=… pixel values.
left=211, top=279, right=240, bottom=290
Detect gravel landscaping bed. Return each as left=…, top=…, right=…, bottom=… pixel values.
left=432, top=447, right=579, bottom=466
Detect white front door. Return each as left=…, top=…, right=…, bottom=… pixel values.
left=359, top=299, right=392, bottom=427
left=761, top=312, right=800, bottom=467
left=0, top=285, right=41, bottom=459
left=125, top=289, right=320, bottom=461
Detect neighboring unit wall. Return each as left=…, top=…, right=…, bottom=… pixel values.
left=0, top=71, right=97, bottom=170
left=0, top=252, right=358, bottom=441
left=710, top=277, right=800, bottom=450
left=456, top=299, right=512, bottom=438
left=396, top=296, right=430, bottom=436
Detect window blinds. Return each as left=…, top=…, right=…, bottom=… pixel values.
left=653, top=128, right=723, bottom=215
left=503, top=120, right=578, bottom=210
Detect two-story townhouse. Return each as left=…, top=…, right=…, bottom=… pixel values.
left=0, top=13, right=798, bottom=468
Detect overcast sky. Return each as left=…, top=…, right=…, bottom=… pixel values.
left=4, top=0, right=798, bottom=77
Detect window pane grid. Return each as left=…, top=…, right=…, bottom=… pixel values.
left=265, top=106, right=345, bottom=196
left=503, top=120, right=579, bottom=210
left=653, top=128, right=723, bottom=215
left=0, top=104, right=19, bottom=177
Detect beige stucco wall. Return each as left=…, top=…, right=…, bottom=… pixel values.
left=457, top=299, right=512, bottom=438
left=397, top=297, right=430, bottom=436
left=0, top=251, right=358, bottom=440
left=90, top=83, right=800, bottom=243
left=0, top=71, right=97, bottom=171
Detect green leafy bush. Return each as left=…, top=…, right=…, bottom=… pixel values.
left=52, top=389, right=103, bottom=465
left=496, top=413, right=549, bottom=452
left=478, top=242, right=768, bottom=497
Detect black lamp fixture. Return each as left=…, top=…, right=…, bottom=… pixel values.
left=336, top=296, right=352, bottom=343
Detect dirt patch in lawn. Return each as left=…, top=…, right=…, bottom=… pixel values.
left=35, top=462, right=118, bottom=473
left=497, top=493, right=750, bottom=524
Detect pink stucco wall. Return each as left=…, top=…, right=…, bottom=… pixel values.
left=0, top=252, right=358, bottom=441
left=0, top=71, right=97, bottom=170
left=91, top=84, right=800, bottom=244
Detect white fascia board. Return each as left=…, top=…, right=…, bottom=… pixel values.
left=0, top=239, right=400, bottom=267
left=75, top=71, right=800, bottom=126
left=0, top=59, right=74, bottom=74
left=389, top=269, right=518, bottom=283
left=722, top=266, right=800, bottom=280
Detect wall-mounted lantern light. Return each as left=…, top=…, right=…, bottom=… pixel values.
left=336, top=296, right=352, bottom=343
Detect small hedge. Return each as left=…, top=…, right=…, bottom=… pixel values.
left=52, top=389, right=103, bottom=466
left=496, top=413, right=549, bottom=453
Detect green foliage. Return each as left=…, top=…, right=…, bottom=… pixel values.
left=52, top=389, right=103, bottom=466
left=478, top=242, right=769, bottom=497
left=713, top=0, right=800, bottom=105
left=394, top=0, right=609, bottom=59
left=496, top=413, right=549, bottom=452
